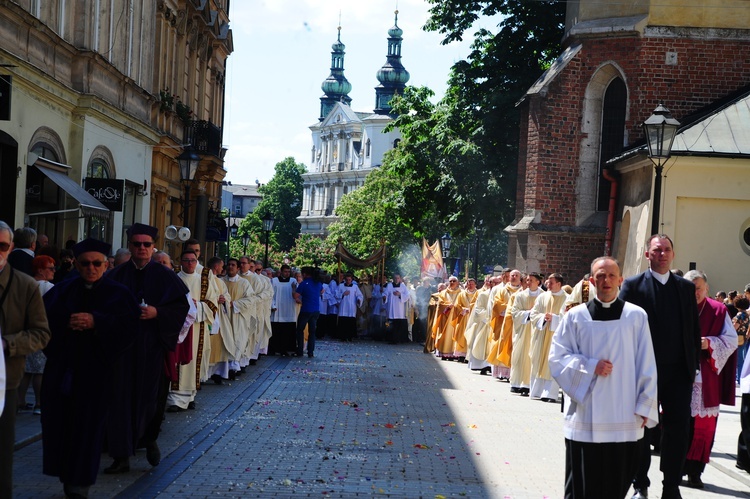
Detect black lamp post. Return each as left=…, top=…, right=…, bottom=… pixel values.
left=262, top=213, right=275, bottom=268
left=441, top=233, right=454, bottom=277
left=241, top=232, right=250, bottom=255
left=642, top=103, right=680, bottom=236
left=177, top=147, right=200, bottom=227
left=229, top=222, right=238, bottom=259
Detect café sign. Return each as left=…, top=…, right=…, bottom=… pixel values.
left=84, top=178, right=125, bottom=211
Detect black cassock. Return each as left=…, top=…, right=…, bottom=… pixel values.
left=41, top=277, right=141, bottom=486
left=105, top=260, right=189, bottom=457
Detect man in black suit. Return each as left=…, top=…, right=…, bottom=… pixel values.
left=620, top=234, right=701, bottom=499
left=7, top=227, right=36, bottom=276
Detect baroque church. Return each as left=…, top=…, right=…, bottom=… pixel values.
left=298, top=13, right=409, bottom=235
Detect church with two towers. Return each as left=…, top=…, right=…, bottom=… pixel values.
left=298, top=12, right=409, bottom=235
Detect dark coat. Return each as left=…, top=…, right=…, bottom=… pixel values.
left=7, top=249, right=33, bottom=276
left=41, top=276, right=140, bottom=486
left=620, top=270, right=701, bottom=382
left=105, top=260, right=189, bottom=457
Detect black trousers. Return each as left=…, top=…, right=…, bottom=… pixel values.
left=140, top=372, right=169, bottom=445
left=565, top=438, right=639, bottom=499
left=338, top=316, right=357, bottom=341
left=738, top=393, right=750, bottom=470
left=0, top=389, right=18, bottom=498
left=633, top=368, right=693, bottom=490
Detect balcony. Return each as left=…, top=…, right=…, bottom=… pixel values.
left=185, top=120, right=223, bottom=158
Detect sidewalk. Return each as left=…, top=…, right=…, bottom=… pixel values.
left=12, top=339, right=750, bottom=498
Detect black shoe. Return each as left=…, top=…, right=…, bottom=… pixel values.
left=146, top=442, right=161, bottom=467
left=249, top=359, right=257, bottom=365
left=520, top=388, right=530, bottom=397
left=479, top=367, right=491, bottom=376
left=103, top=458, right=130, bottom=474
left=166, top=405, right=186, bottom=413
left=510, top=387, right=521, bottom=393
left=211, top=374, right=223, bottom=385
left=228, top=370, right=237, bottom=380
left=660, top=486, right=681, bottom=499
left=684, top=474, right=704, bottom=489
left=240, top=366, right=247, bottom=373
left=187, top=401, right=196, bottom=410
left=308, top=353, right=314, bottom=358
left=63, top=484, right=90, bottom=498
left=631, top=488, right=648, bottom=499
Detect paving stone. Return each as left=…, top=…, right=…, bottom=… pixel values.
left=12, top=338, right=750, bottom=498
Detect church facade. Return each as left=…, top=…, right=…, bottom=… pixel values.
left=298, top=13, right=409, bottom=235
left=506, top=0, right=750, bottom=288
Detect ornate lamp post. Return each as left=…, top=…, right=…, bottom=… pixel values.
left=229, top=222, right=238, bottom=259
left=642, top=103, right=680, bottom=236
left=241, top=232, right=250, bottom=255
left=441, top=233, right=454, bottom=278
left=262, top=213, right=275, bottom=268
left=176, top=147, right=200, bottom=228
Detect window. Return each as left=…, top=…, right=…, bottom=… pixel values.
left=365, top=139, right=371, bottom=157
left=234, top=204, right=241, bottom=216
left=597, top=78, right=626, bottom=211
left=87, top=159, right=110, bottom=179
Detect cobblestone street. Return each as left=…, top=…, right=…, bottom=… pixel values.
left=12, top=339, right=750, bottom=498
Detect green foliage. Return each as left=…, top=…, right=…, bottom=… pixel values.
left=287, top=234, right=336, bottom=270
left=251, top=157, right=306, bottom=251
left=326, top=165, right=417, bottom=272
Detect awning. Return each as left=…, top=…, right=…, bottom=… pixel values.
left=31, top=160, right=109, bottom=218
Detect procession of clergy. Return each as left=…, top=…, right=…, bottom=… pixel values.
left=10, top=218, right=745, bottom=499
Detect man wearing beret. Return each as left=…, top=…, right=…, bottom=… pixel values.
left=105, top=223, right=189, bottom=473
left=41, top=238, right=140, bottom=498
left=0, top=221, right=50, bottom=497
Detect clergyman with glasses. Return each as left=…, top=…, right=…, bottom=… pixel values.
left=104, top=223, right=189, bottom=474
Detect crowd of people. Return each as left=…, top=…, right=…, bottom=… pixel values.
left=1, top=224, right=749, bottom=499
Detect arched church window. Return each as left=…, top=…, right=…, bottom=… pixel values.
left=597, top=78, right=627, bottom=211
left=365, top=139, right=371, bottom=157
left=393, top=139, right=401, bottom=148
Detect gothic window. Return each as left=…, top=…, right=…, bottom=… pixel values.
left=365, top=139, right=371, bottom=157
left=597, top=78, right=627, bottom=211
left=393, top=138, right=401, bottom=148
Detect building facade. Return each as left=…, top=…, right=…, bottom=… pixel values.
left=0, top=1, right=231, bottom=254
left=506, top=0, right=750, bottom=283
left=298, top=13, right=408, bottom=236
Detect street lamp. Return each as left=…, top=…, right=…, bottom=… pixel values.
left=241, top=232, right=250, bottom=255
left=262, top=213, right=275, bottom=268
left=642, top=103, right=680, bottom=236
left=228, top=222, right=238, bottom=259
left=177, top=146, right=200, bottom=227
left=441, top=233, right=454, bottom=277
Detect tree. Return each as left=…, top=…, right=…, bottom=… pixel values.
left=412, top=0, right=565, bottom=235
left=326, top=164, right=418, bottom=274
left=250, top=157, right=306, bottom=251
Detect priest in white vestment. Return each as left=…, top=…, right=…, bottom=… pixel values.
left=529, top=273, right=567, bottom=401
left=212, top=259, right=255, bottom=381
left=549, top=256, right=658, bottom=499
left=508, top=273, right=543, bottom=395
left=464, top=279, right=494, bottom=372
left=269, top=264, right=298, bottom=355
left=167, top=250, right=218, bottom=411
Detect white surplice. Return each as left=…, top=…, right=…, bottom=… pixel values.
left=549, top=300, right=659, bottom=443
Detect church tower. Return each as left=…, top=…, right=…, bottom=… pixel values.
left=319, top=26, right=352, bottom=121
left=374, top=10, right=410, bottom=115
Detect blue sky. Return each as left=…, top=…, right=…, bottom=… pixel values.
left=222, top=0, right=498, bottom=185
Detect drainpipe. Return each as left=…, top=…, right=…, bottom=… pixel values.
left=602, top=169, right=618, bottom=256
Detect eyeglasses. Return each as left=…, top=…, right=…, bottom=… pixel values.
left=78, top=260, right=105, bottom=267
left=181, top=259, right=198, bottom=263
left=130, top=241, right=153, bottom=248
left=0, top=242, right=10, bottom=251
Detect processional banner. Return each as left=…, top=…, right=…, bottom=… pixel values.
left=421, top=238, right=445, bottom=281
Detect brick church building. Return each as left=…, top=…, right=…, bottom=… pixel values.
left=506, top=0, right=750, bottom=283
